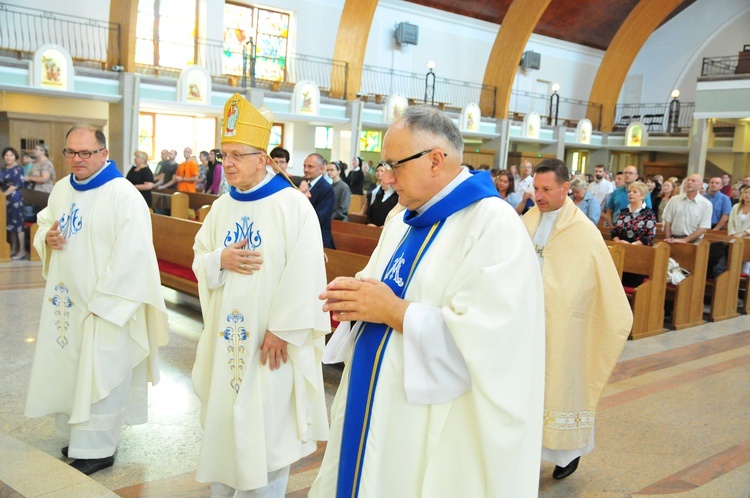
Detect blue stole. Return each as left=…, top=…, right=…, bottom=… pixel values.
left=229, top=173, right=290, bottom=201
left=336, top=170, right=498, bottom=498
left=69, top=160, right=121, bottom=191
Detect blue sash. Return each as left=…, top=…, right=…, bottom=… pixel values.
left=336, top=170, right=498, bottom=498
left=69, top=160, right=122, bottom=191
left=229, top=173, right=291, bottom=201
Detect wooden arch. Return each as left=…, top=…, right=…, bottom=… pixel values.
left=481, top=0, right=553, bottom=118
left=330, top=0, right=379, bottom=100
left=586, top=0, right=685, bottom=131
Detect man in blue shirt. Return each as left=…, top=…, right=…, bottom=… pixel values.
left=704, top=176, right=732, bottom=230
left=604, top=165, right=651, bottom=226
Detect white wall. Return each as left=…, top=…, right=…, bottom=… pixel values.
left=627, top=0, right=750, bottom=104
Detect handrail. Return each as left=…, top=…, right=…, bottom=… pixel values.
left=613, top=102, right=695, bottom=133
left=0, top=3, right=120, bottom=68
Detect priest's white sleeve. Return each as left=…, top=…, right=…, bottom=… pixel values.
left=203, top=248, right=228, bottom=290
left=402, top=302, right=471, bottom=405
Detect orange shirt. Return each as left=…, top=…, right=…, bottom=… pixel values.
left=176, top=160, right=199, bottom=192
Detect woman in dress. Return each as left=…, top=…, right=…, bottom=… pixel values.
left=569, top=175, right=601, bottom=224
left=728, top=185, right=750, bottom=273
left=494, top=170, right=523, bottom=214
left=126, top=150, right=155, bottom=207
left=611, top=181, right=657, bottom=246
left=24, top=143, right=56, bottom=193
left=658, top=179, right=676, bottom=222
left=1, top=147, right=27, bottom=259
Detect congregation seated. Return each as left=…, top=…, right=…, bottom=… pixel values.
left=728, top=185, right=750, bottom=274
left=611, top=181, right=656, bottom=246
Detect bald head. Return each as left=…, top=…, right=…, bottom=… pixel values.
left=683, top=174, right=703, bottom=195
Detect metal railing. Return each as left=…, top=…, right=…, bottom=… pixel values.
left=0, top=3, right=119, bottom=68
left=508, top=90, right=602, bottom=129
left=701, top=51, right=750, bottom=77
left=359, top=65, right=497, bottom=117
left=613, top=102, right=695, bottom=133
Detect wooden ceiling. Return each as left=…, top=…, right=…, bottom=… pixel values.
left=406, top=0, right=698, bottom=50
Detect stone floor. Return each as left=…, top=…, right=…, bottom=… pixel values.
left=1, top=260, right=749, bottom=497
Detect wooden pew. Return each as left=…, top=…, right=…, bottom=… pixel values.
left=0, top=197, right=10, bottom=262
left=664, top=239, right=709, bottom=330
left=348, top=213, right=368, bottom=224
left=21, top=188, right=50, bottom=261
left=349, top=194, right=367, bottom=215
left=332, top=231, right=379, bottom=256
left=606, top=241, right=670, bottom=340
left=608, top=244, right=625, bottom=280
left=150, top=213, right=201, bottom=297
left=324, top=248, right=370, bottom=283
left=737, top=236, right=750, bottom=315
left=702, top=232, right=743, bottom=322
left=152, top=191, right=190, bottom=219
left=331, top=220, right=382, bottom=239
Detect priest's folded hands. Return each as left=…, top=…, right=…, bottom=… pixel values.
left=44, top=220, right=66, bottom=250
left=220, top=238, right=262, bottom=274
left=320, top=276, right=409, bottom=332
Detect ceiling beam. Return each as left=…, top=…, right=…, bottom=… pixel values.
left=330, top=0, right=379, bottom=100
left=587, top=0, right=685, bottom=132
left=481, top=0, right=553, bottom=119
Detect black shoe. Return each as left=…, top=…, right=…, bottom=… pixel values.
left=69, top=456, right=114, bottom=475
left=552, top=457, right=580, bottom=480
left=61, top=446, right=68, bottom=458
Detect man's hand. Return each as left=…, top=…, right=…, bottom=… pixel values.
left=45, top=220, right=65, bottom=250
left=260, top=330, right=287, bottom=370
left=220, top=239, right=262, bottom=274
left=666, top=238, right=687, bottom=244
left=320, top=277, right=409, bottom=332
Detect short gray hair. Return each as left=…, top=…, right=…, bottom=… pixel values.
left=398, top=106, right=464, bottom=161
left=570, top=175, right=587, bottom=191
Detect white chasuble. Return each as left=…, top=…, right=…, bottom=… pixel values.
left=310, top=186, right=546, bottom=498
left=25, top=169, right=169, bottom=427
left=192, top=180, right=330, bottom=492
left=523, top=197, right=632, bottom=455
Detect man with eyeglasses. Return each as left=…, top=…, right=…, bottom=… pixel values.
left=303, top=153, right=335, bottom=248
left=604, top=164, right=651, bottom=226
left=192, top=94, right=329, bottom=497
left=310, top=106, right=545, bottom=497
left=24, top=125, right=169, bottom=476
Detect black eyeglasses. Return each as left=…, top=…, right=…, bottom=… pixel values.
left=379, top=148, right=445, bottom=174
left=62, top=147, right=105, bottom=159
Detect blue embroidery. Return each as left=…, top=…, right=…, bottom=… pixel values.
left=224, top=216, right=262, bottom=249
left=49, top=282, right=74, bottom=348
left=383, top=252, right=406, bottom=288
left=59, top=203, right=83, bottom=240
left=220, top=309, right=248, bottom=393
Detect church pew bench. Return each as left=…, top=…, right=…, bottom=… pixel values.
left=331, top=220, right=382, bottom=240
left=152, top=191, right=190, bottom=219
left=21, top=188, right=50, bottom=261
left=332, top=232, right=379, bottom=256
left=150, top=213, right=200, bottom=298
left=737, top=236, right=750, bottom=315
left=349, top=194, right=367, bottom=215
left=608, top=244, right=625, bottom=280
left=606, top=240, right=670, bottom=340
left=664, top=239, right=709, bottom=330
left=347, top=213, right=368, bottom=224
left=702, top=233, right=743, bottom=322
left=323, top=248, right=370, bottom=283
left=0, top=197, right=10, bottom=262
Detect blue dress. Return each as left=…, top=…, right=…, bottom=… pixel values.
left=1, top=164, right=25, bottom=232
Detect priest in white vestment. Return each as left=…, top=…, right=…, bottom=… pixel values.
left=522, top=159, right=632, bottom=480
left=309, top=106, right=546, bottom=498
left=192, top=93, right=329, bottom=497
left=25, top=125, right=169, bottom=475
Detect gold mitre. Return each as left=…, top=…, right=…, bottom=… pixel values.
left=221, top=93, right=274, bottom=151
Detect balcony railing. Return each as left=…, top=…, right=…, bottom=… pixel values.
left=508, top=90, right=602, bottom=129
left=359, top=65, right=497, bottom=117
left=702, top=50, right=750, bottom=77
left=0, top=3, right=119, bottom=68
left=613, top=102, right=695, bottom=133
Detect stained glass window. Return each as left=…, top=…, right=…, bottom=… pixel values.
left=269, top=124, right=283, bottom=149
left=136, top=0, right=196, bottom=69
left=360, top=131, right=382, bottom=153
left=138, top=113, right=155, bottom=159
left=315, top=127, right=332, bottom=150
left=223, top=3, right=289, bottom=81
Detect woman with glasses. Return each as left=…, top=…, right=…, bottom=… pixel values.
left=24, top=143, right=56, bottom=193
left=1, top=147, right=27, bottom=259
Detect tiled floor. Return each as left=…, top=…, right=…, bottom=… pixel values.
left=1, top=260, right=749, bottom=497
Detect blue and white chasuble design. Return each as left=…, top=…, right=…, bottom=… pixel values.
left=336, top=171, right=499, bottom=498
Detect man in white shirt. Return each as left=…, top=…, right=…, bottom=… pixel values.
left=663, top=173, right=712, bottom=243
left=587, top=164, right=614, bottom=207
